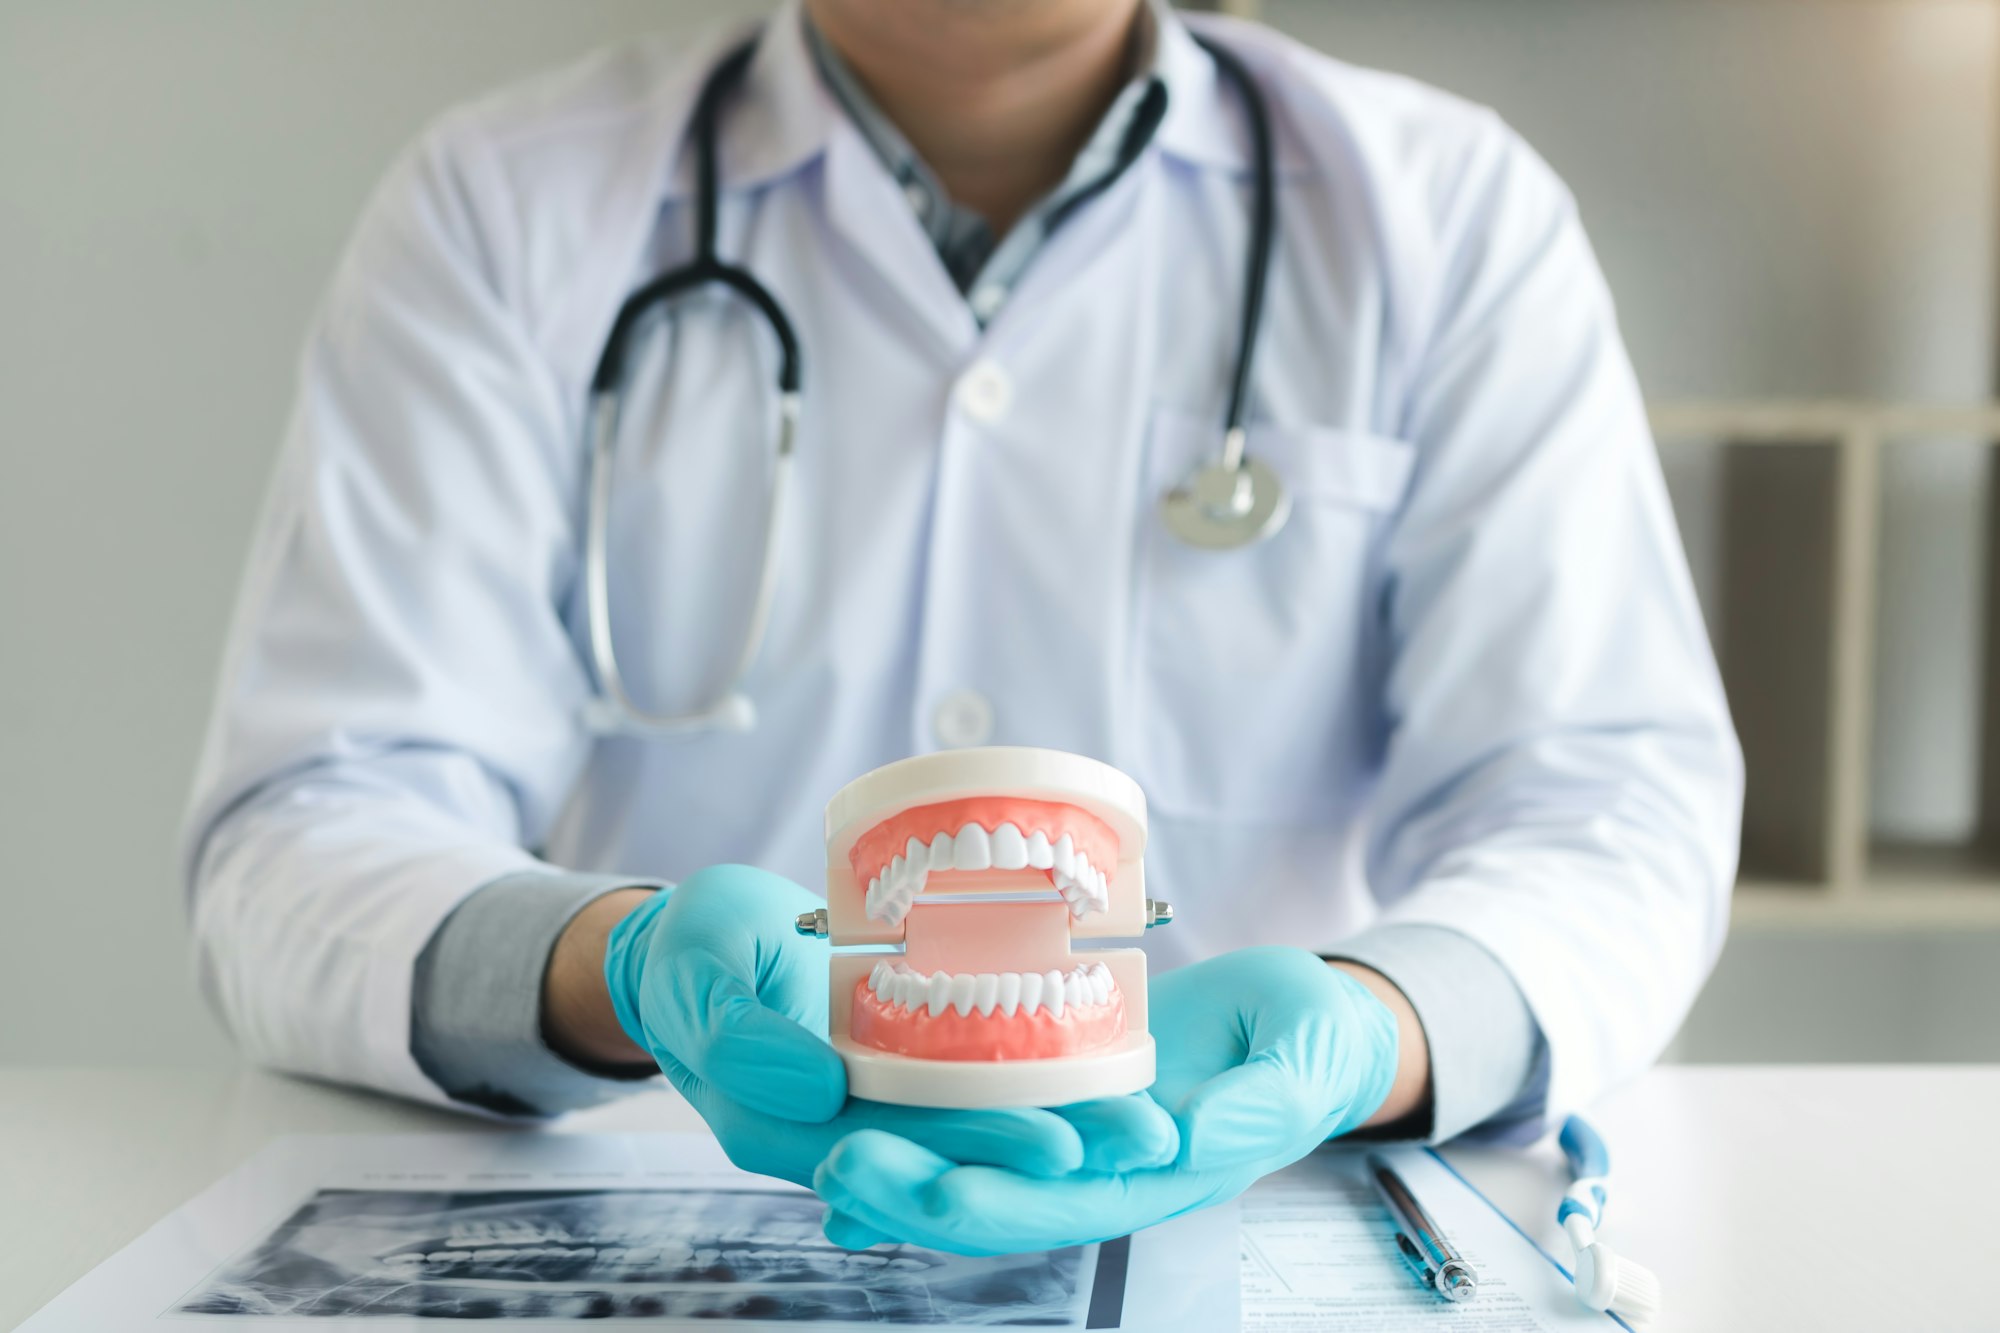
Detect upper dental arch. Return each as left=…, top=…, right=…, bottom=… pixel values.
left=862, top=821, right=1110, bottom=925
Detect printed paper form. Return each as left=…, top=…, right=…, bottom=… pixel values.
left=1242, top=1147, right=1619, bottom=1331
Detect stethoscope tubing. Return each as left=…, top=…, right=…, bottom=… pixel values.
left=583, top=27, right=1281, bottom=735
left=1190, top=34, right=1276, bottom=450
left=582, top=382, right=799, bottom=736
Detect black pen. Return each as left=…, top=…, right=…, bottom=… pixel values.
left=1367, top=1154, right=1479, bottom=1303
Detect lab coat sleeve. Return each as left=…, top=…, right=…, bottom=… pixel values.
left=1328, top=923, right=1546, bottom=1143
left=1364, top=117, right=1743, bottom=1134
left=182, top=114, right=616, bottom=1109
left=411, top=873, right=665, bottom=1117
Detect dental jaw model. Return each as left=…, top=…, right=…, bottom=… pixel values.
left=804, top=748, right=1167, bottom=1108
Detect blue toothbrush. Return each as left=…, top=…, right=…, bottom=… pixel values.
left=1558, top=1116, right=1663, bottom=1328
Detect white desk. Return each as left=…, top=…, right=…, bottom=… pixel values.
left=2, top=1065, right=1994, bottom=1331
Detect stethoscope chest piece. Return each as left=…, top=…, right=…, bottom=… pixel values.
left=1161, top=454, right=1291, bottom=550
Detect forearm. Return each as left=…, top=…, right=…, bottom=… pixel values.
left=1329, top=960, right=1432, bottom=1131
left=543, top=886, right=656, bottom=1068
left=410, top=875, right=663, bottom=1116
left=1328, top=925, right=1547, bottom=1141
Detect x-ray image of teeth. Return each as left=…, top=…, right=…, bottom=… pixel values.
left=176, top=1188, right=1112, bottom=1324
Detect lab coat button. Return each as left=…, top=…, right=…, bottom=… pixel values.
left=969, top=284, right=1008, bottom=321
left=933, top=689, right=995, bottom=748
left=955, top=361, right=1013, bottom=424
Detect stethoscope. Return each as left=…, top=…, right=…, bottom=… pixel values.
left=584, top=31, right=1284, bottom=737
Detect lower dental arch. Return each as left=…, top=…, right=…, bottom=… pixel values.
left=866, top=961, right=1116, bottom=1019
left=849, top=960, right=1129, bottom=1062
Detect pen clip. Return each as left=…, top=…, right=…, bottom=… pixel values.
left=1393, top=1231, right=1438, bottom=1291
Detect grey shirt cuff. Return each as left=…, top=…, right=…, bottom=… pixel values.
left=411, top=870, right=665, bottom=1117
left=1326, top=923, right=1549, bottom=1143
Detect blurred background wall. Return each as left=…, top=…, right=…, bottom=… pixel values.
left=3, top=0, right=1997, bottom=1072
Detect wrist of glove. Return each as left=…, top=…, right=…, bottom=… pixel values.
left=813, top=946, right=1402, bottom=1255
left=601, top=865, right=1181, bottom=1191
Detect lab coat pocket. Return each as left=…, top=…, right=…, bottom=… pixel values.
left=1129, top=411, right=1415, bottom=826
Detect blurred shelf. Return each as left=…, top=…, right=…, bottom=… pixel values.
left=1734, top=845, right=2000, bottom=930
left=1734, top=883, right=2000, bottom=930
left=1645, top=400, right=2000, bottom=936
left=1652, top=400, right=2000, bottom=443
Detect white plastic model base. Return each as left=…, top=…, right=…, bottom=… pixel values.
left=821, top=747, right=1157, bottom=1109
left=828, top=1035, right=1156, bottom=1110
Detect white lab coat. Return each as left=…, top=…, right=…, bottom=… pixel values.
left=184, top=5, right=1741, bottom=1128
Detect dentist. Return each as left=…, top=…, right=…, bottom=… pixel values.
left=185, top=0, right=1741, bottom=1255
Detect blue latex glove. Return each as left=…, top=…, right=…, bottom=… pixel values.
left=603, top=864, right=1177, bottom=1189
left=812, top=946, right=1401, bottom=1254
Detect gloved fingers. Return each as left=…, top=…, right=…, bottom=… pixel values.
left=813, top=1131, right=1041, bottom=1255
left=814, top=1129, right=1227, bottom=1257
left=1173, top=1053, right=1327, bottom=1171
left=667, top=1078, right=1089, bottom=1192
left=847, top=1101, right=1085, bottom=1178
left=681, top=866, right=836, bottom=1034
left=613, top=866, right=845, bottom=1123
left=1049, top=1094, right=1181, bottom=1173
left=664, top=869, right=834, bottom=1021
left=648, top=955, right=846, bottom=1123
left=820, top=1208, right=899, bottom=1252
left=656, top=1058, right=826, bottom=1190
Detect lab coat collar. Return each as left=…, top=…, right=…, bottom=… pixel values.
left=698, top=1, right=838, bottom=198
left=1152, top=10, right=1312, bottom=178
left=1153, top=9, right=1249, bottom=173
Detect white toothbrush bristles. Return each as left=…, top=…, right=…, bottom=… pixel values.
left=1575, top=1238, right=1663, bottom=1330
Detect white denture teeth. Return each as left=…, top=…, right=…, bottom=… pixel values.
left=1018, top=971, right=1044, bottom=1012
left=1025, top=829, right=1053, bottom=868
left=863, top=850, right=929, bottom=926
left=990, top=822, right=1028, bottom=869
left=1053, top=852, right=1110, bottom=918
left=866, top=964, right=1116, bottom=1016
left=952, top=823, right=992, bottom=870
left=863, top=819, right=1112, bottom=924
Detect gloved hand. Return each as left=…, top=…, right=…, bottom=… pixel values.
left=603, top=864, right=1177, bottom=1189
left=812, top=946, right=1402, bottom=1254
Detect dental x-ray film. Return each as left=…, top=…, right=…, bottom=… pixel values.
left=178, top=1186, right=1115, bottom=1324
left=17, top=1131, right=1239, bottom=1331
